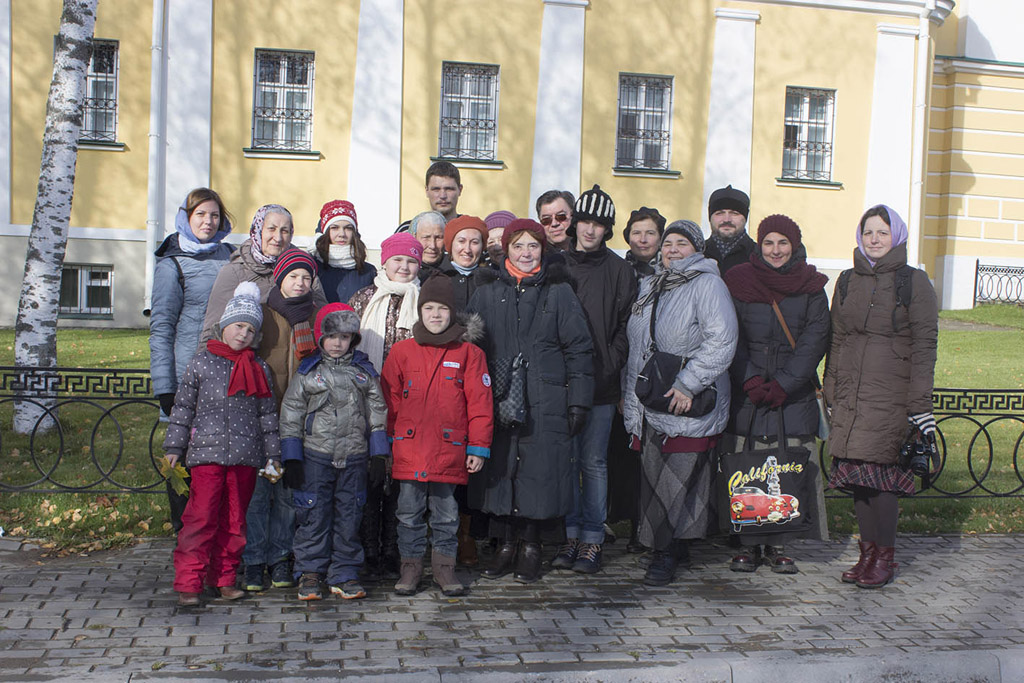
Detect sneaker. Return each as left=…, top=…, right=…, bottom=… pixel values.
left=330, top=580, right=366, bottom=600
left=270, top=561, right=295, bottom=588
left=243, top=563, right=266, bottom=592
left=572, top=543, right=603, bottom=574
left=550, top=538, right=581, bottom=570
left=297, top=573, right=322, bottom=601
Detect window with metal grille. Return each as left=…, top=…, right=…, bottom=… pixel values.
left=252, top=50, right=315, bottom=151
left=59, top=264, right=113, bottom=317
left=81, top=39, right=118, bottom=142
left=782, top=87, right=835, bottom=181
left=438, top=62, right=499, bottom=161
left=615, top=74, right=673, bottom=171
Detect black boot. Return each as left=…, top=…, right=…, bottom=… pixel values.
left=380, top=477, right=401, bottom=580
left=513, top=542, right=542, bottom=584
left=625, top=519, right=645, bottom=554
left=481, top=540, right=517, bottom=579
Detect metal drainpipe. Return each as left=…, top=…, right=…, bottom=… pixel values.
left=907, top=0, right=934, bottom=271
left=142, top=0, right=168, bottom=316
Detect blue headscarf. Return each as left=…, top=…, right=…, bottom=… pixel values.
left=175, top=198, right=232, bottom=254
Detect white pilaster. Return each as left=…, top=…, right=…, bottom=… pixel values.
left=701, top=8, right=759, bottom=230
left=163, top=0, right=212, bottom=234
left=348, top=0, right=404, bottom=248
left=528, top=0, right=588, bottom=216
left=0, top=0, right=11, bottom=229
left=864, top=24, right=917, bottom=259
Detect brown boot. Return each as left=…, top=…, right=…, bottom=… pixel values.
left=456, top=514, right=479, bottom=567
left=218, top=585, right=245, bottom=601
left=856, top=545, right=897, bottom=588
left=177, top=591, right=201, bottom=606
left=431, top=552, right=465, bottom=596
left=842, top=541, right=877, bottom=584
left=394, top=557, right=423, bottom=596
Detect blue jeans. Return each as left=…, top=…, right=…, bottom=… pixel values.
left=242, top=476, right=296, bottom=567
left=396, top=480, right=459, bottom=559
left=292, top=457, right=367, bottom=584
left=565, top=403, right=616, bottom=545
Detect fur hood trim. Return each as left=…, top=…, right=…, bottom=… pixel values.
left=459, top=312, right=485, bottom=344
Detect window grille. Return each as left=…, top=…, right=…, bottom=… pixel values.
left=60, top=264, right=113, bottom=317
left=81, top=40, right=118, bottom=142
left=252, top=50, right=315, bottom=151
left=438, top=62, right=499, bottom=161
left=615, top=74, right=673, bottom=171
left=782, top=87, right=835, bottom=181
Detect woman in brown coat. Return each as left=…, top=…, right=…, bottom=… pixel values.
left=824, top=204, right=938, bottom=588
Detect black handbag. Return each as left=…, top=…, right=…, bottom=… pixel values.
left=634, top=280, right=716, bottom=416
left=488, top=287, right=549, bottom=429
left=718, top=408, right=812, bottom=535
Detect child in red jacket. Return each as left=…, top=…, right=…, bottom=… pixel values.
left=381, top=275, right=493, bottom=596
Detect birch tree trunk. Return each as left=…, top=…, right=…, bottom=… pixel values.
left=13, top=0, right=98, bottom=434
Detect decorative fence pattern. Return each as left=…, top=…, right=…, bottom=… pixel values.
left=974, top=262, right=1024, bottom=306
left=1, top=367, right=1022, bottom=498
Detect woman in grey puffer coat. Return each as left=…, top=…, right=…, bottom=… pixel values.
left=622, top=220, right=737, bottom=586
left=149, top=188, right=234, bottom=531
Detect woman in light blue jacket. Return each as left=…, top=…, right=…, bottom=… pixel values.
left=149, top=187, right=234, bottom=530
left=622, top=220, right=737, bottom=587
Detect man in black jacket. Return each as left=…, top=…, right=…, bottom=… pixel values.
left=553, top=185, right=637, bottom=575
left=705, top=185, right=755, bottom=274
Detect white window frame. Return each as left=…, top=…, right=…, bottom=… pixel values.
left=59, top=264, right=114, bottom=318
left=615, top=74, right=673, bottom=171
left=782, top=87, right=836, bottom=182
left=438, top=61, right=500, bottom=162
left=81, top=39, right=119, bottom=143
left=251, top=49, right=315, bottom=151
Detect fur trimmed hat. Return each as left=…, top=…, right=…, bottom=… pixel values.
left=571, top=184, right=616, bottom=236
left=708, top=185, right=750, bottom=219
left=219, top=282, right=263, bottom=331
left=272, top=247, right=318, bottom=286
left=314, top=303, right=362, bottom=349
left=317, top=199, right=358, bottom=234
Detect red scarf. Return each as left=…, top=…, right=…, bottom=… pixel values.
left=206, top=339, right=273, bottom=398
left=724, top=251, right=828, bottom=304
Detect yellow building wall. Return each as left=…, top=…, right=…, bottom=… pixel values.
left=211, top=0, right=361, bottom=239
left=400, top=0, right=544, bottom=225
left=927, top=67, right=1024, bottom=260
left=581, top=0, right=715, bottom=249
left=748, top=3, right=912, bottom=262
left=11, top=1, right=152, bottom=230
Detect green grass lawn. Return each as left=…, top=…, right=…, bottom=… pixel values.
left=0, top=314, right=1022, bottom=551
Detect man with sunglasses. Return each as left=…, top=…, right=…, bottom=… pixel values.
left=535, top=189, right=575, bottom=251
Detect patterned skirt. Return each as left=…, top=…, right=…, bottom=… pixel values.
left=827, top=457, right=915, bottom=496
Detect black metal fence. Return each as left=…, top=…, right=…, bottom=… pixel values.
left=1, top=366, right=1023, bottom=499
left=974, top=262, right=1024, bottom=306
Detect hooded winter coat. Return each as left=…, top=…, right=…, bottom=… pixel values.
left=149, top=233, right=233, bottom=396
left=433, top=255, right=482, bottom=313
left=622, top=254, right=738, bottom=441
left=728, top=290, right=830, bottom=437
left=279, top=349, right=389, bottom=469
left=163, top=350, right=281, bottom=467
left=382, top=315, right=493, bottom=486
left=563, top=245, right=638, bottom=405
left=823, top=244, right=938, bottom=464
left=199, top=239, right=328, bottom=345
left=466, top=258, right=594, bottom=519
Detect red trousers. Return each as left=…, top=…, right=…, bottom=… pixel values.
left=173, top=464, right=257, bottom=592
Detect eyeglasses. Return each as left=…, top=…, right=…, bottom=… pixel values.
left=539, top=212, right=569, bottom=227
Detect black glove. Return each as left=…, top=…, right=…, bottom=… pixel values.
left=567, top=406, right=589, bottom=437
left=158, top=393, right=176, bottom=416
left=368, top=455, right=389, bottom=490
left=283, top=460, right=304, bottom=490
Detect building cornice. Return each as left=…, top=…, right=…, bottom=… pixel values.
left=736, top=0, right=952, bottom=26
left=935, top=55, right=1024, bottom=77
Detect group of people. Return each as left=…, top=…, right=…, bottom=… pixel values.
left=150, top=160, right=938, bottom=607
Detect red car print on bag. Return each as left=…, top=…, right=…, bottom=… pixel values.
left=729, top=485, right=800, bottom=532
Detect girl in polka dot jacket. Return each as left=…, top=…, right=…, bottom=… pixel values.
left=164, top=282, right=281, bottom=607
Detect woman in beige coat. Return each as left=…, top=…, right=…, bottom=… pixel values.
left=824, top=204, right=938, bottom=589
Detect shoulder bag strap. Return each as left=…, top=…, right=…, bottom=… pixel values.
left=771, top=298, right=823, bottom=392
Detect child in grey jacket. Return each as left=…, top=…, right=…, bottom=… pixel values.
left=279, top=303, right=389, bottom=601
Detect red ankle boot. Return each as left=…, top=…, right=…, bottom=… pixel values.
left=842, top=541, right=877, bottom=584
left=856, top=545, right=897, bottom=588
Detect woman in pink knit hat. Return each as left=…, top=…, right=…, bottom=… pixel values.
left=347, top=231, right=423, bottom=582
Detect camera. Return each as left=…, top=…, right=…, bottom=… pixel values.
left=899, top=431, right=937, bottom=476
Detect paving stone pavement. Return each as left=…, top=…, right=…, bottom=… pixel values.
left=0, top=534, right=1023, bottom=682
